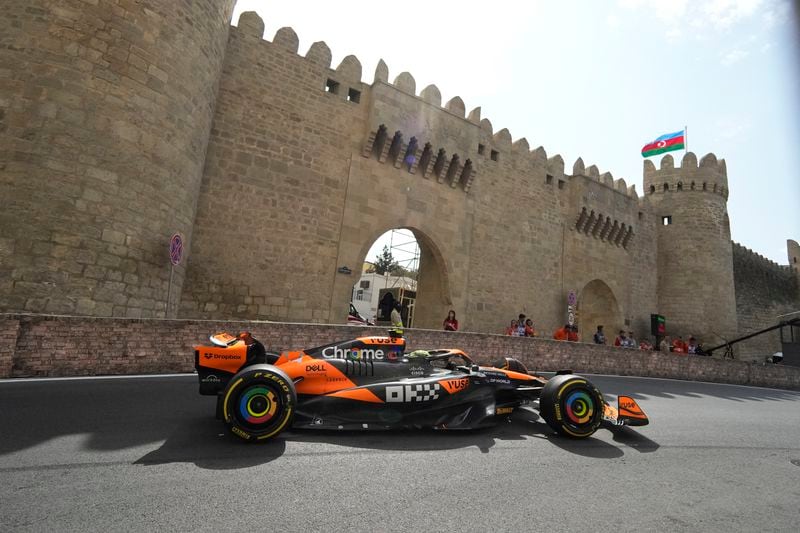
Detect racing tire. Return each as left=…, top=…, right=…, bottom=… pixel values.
left=221, top=365, right=296, bottom=442
left=539, top=374, right=603, bottom=438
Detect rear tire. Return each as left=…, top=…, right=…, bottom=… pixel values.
left=539, top=374, right=603, bottom=438
left=221, top=365, right=296, bottom=442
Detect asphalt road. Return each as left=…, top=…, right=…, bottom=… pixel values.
left=1, top=373, right=799, bottom=532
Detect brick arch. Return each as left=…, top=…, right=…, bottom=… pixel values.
left=577, top=279, right=623, bottom=341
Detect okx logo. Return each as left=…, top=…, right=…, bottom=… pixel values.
left=385, top=383, right=440, bottom=403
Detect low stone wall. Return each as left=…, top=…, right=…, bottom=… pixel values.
left=2, top=314, right=800, bottom=390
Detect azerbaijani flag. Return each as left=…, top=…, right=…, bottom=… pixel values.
left=641, top=130, right=685, bottom=157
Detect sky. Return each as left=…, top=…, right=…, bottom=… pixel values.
left=233, top=0, right=800, bottom=265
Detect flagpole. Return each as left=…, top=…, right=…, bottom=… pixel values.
left=684, top=125, right=688, bottom=155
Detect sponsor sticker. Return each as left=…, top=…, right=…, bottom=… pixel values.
left=322, top=346, right=385, bottom=360
left=385, top=383, right=440, bottom=403
left=203, top=352, right=241, bottom=360
left=439, top=378, right=469, bottom=394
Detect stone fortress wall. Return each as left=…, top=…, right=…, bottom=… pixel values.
left=1, top=5, right=798, bottom=364
left=732, top=241, right=800, bottom=359
left=0, top=0, right=237, bottom=317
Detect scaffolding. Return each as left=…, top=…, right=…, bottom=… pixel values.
left=386, top=229, right=420, bottom=285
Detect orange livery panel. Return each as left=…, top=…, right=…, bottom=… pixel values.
left=197, top=343, right=247, bottom=373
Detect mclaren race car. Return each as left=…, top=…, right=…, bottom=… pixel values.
left=195, top=331, right=649, bottom=442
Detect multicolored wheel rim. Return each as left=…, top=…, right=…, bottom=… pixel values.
left=564, top=389, right=595, bottom=426
left=237, top=385, right=278, bottom=426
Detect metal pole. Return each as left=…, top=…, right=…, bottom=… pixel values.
left=684, top=125, right=688, bottom=154
left=166, top=264, right=174, bottom=318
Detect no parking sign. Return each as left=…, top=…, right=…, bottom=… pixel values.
left=169, top=233, right=184, bottom=266
left=567, top=290, right=576, bottom=326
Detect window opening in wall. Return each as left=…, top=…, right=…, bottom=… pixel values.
left=418, top=143, right=432, bottom=174
left=360, top=280, right=370, bottom=289
left=662, top=216, right=672, bottom=225
left=649, top=185, right=655, bottom=193
left=703, top=182, right=707, bottom=190
left=403, top=137, right=418, bottom=170
left=347, top=88, right=360, bottom=103
left=459, top=159, right=473, bottom=188
left=677, top=181, right=683, bottom=190
left=325, top=78, right=340, bottom=94
left=433, top=148, right=447, bottom=177
left=663, top=183, right=669, bottom=191
left=490, top=149, right=499, bottom=162
left=478, top=143, right=485, bottom=155
left=372, top=125, right=387, bottom=159
left=387, top=131, right=403, bottom=163
left=638, top=211, right=643, bottom=220
left=557, top=179, right=565, bottom=189
left=546, top=174, right=553, bottom=184
left=445, top=154, right=460, bottom=183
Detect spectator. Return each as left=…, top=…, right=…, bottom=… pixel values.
left=390, top=302, right=403, bottom=330
left=378, top=292, right=395, bottom=323
left=593, top=325, right=606, bottom=345
left=443, top=310, right=459, bottom=331
left=614, top=330, right=627, bottom=347
left=505, top=320, right=518, bottom=336
left=567, top=325, right=579, bottom=342
left=687, top=336, right=699, bottom=355
left=524, top=318, right=536, bottom=337
left=516, top=314, right=527, bottom=337
left=672, top=335, right=687, bottom=354
left=639, top=339, right=654, bottom=351
left=625, top=331, right=637, bottom=348
left=553, top=324, right=570, bottom=341
left=659, top=336, right=671, bottom=353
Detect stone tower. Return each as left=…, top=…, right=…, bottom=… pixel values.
left=643, top=152, right=739, bottom=343
left=0, top=0, right=237, bottom=317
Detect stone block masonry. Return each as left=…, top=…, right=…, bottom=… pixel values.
left=2, top=315, right=799, bottom=391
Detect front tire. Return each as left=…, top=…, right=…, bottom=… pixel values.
left=539, top=374, right=603, bottom=438
left=221, top=365, right=296, bottom=442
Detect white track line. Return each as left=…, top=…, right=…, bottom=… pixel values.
left=0, top=373, right=195, bottom=384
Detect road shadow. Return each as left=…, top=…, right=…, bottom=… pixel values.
left=0, top=376, right=657, bottom=470
left=135, top=407, right=635, bottom=468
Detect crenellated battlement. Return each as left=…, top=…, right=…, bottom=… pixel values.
left=643, top=152, right=729, bottom=200
left=572, top=157, right=638, bottom=199
left=232, top=12, right=649, bottom=193
left=732, top=241, right=794, bottom=275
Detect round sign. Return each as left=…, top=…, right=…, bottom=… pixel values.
left=169, top=233, right=184, bottom=266
left=567, top=290, right=577, bottom=307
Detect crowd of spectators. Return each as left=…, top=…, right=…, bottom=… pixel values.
left=465, top=313, right=710, bottom=355
left=503, top=314, right=537, bottom=337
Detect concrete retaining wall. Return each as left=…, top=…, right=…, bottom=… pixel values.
left=2, top=314, right=800, bottom=390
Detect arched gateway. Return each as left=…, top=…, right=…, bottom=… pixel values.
left=334, top=225, right=454, bottom=330
left=577, top=280, right=623, bottom=342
